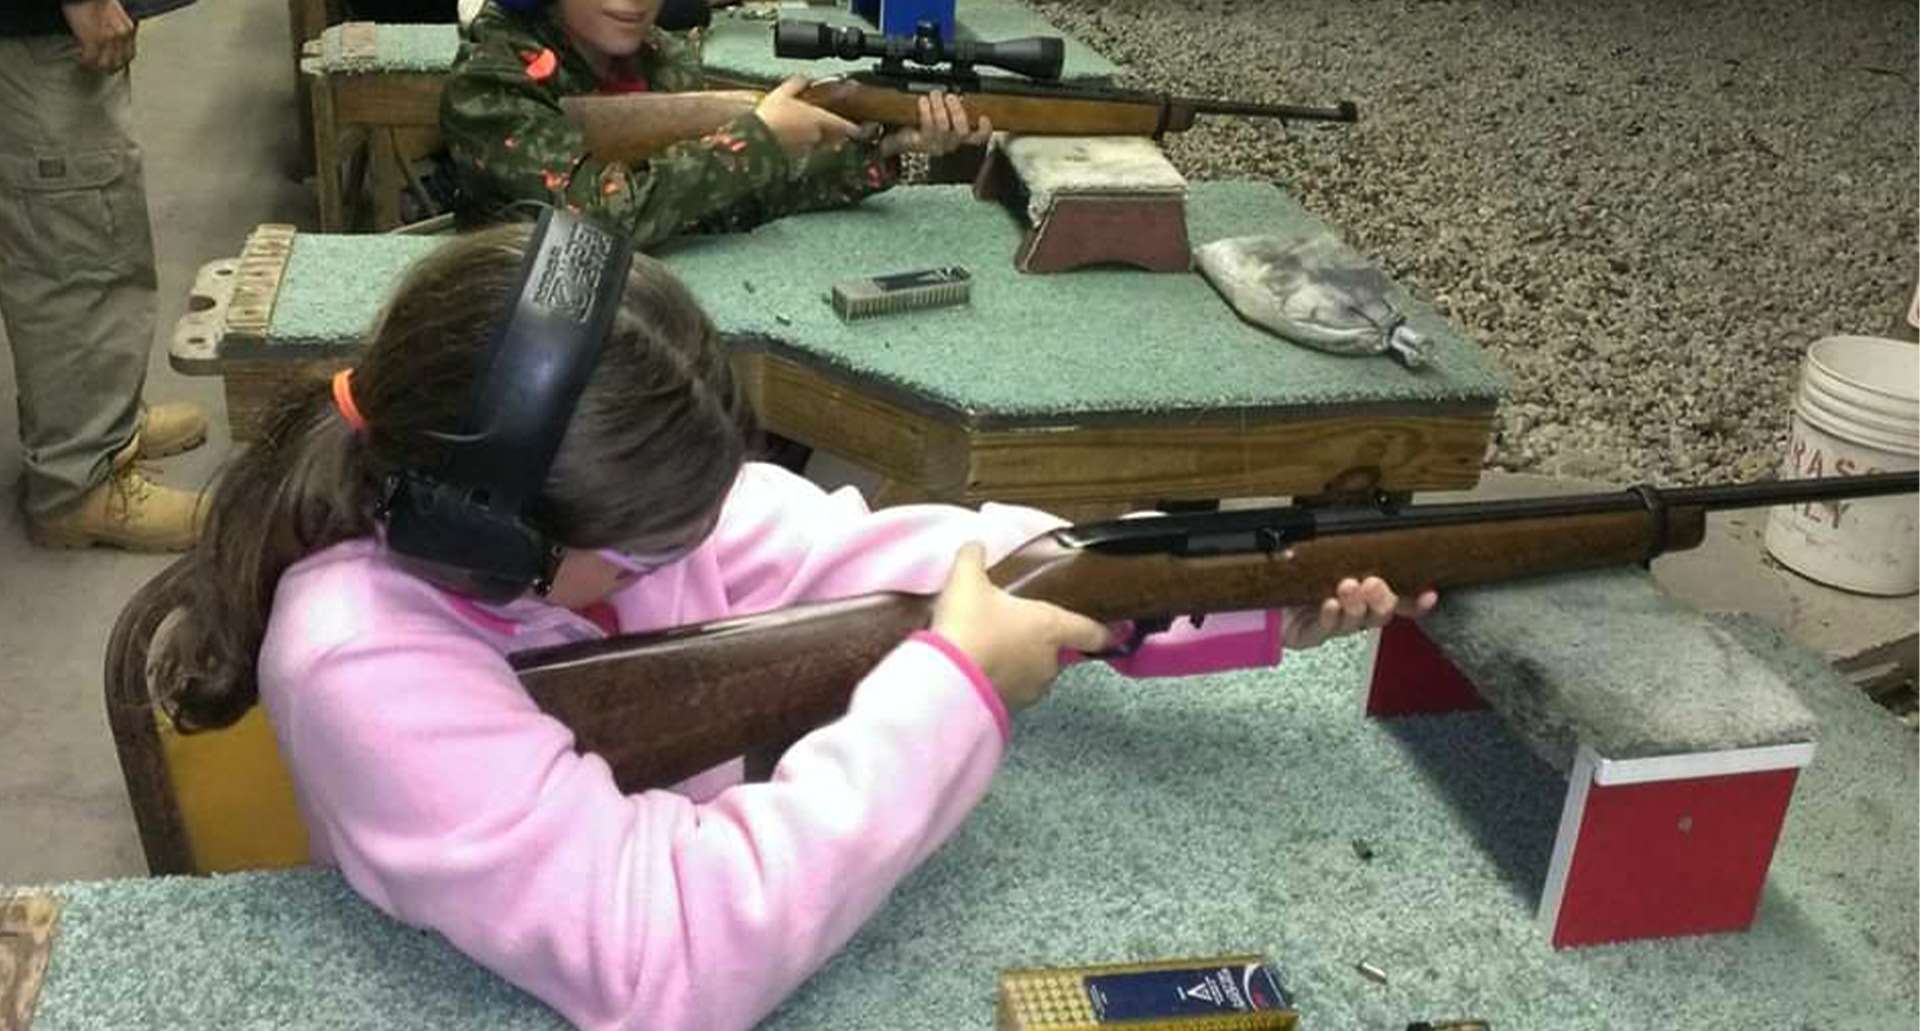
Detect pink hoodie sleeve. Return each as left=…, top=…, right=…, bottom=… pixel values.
left=274, top=625, right=1003, bottom=1031
left=708, top=463, right=1061, bottom=611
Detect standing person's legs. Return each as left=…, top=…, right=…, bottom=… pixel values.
left=0, top=33, right=204, bottom=550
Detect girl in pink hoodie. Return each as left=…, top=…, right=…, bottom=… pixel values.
left=168, top=222, right=1432, bottom=1030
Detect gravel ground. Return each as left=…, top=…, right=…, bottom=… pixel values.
left=1023, top=0, right=1917, bottom=484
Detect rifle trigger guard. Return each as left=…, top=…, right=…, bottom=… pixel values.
left=1087, top=616, right=1174, bottom=659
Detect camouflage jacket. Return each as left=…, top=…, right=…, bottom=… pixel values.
left=441, top=4, right=899, bottom=248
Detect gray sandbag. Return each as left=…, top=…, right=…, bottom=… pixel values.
left=1195, top=235, right=1429, bottom=368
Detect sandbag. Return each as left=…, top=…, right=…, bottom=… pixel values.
left=1195, top=234, right=1429, bottom=368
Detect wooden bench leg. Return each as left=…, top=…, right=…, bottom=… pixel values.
left=1540, top=742, right=1814, bottom=948
left=1363, top=616, right=1490, bottom=717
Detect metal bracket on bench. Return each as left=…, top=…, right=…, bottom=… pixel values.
left=169, top=258, right=239, bottom=375
left=170, top=224, right=297, bottom=376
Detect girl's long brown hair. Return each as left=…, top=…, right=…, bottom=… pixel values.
left=168, top=223, right=753, bottom=730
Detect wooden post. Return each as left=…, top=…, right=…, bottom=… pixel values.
left=308, top=49, right=345, bottom=230
left=0, top=893, right=60, bottom=1030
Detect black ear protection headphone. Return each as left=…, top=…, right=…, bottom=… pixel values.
left=378, top=206, right=636, bottom=603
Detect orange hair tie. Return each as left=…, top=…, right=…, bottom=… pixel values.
left=331, top=368, right=368, bottom=434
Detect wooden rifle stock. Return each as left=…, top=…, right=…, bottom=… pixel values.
left=518, top=472, right=1920, bottom=794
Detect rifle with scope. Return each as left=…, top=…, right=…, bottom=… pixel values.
left=508, top=472, right=1920, bottom=794
left=560, top=18, right=1358, bottom=164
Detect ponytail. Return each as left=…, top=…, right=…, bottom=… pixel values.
left=167, top=374, right=378, bottom=730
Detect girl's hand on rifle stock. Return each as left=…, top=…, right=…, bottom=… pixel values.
left=1282, top=576, right=1438, bottom=651
left=932, top=543, right=1112, bottom=712
left=879, top=90, right=993, bottom=159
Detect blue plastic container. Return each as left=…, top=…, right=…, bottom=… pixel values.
left=851, top=0, right=958, bottom=44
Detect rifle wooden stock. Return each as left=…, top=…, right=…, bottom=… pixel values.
left=513, top=505, right=1704, bottom=793
left=561, top=91, right=766, bottom=162
left=559, top=85, right=1172, bottom=165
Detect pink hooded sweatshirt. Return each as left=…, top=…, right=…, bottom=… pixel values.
left=257, top=463, right=1281, bottom=1030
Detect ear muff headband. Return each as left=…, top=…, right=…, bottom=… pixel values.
left=380, top=207, right=637, bottom=601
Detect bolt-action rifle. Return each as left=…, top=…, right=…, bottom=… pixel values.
left=559, top=19, right=1358, bottom=164
left=509, top=473, right=1918, bottom=793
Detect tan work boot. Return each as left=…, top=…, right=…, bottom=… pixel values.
left=136, top=402, right=210, bottom=459
left=26, top=439, right=207, bottom=552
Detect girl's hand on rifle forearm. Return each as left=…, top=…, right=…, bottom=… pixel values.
left=1282, top=576, right=1438, bottom=651
left=755, top=76, right=862, bottom=158
left=879, top=90, right=993, bottom=159
left=932, top=543, right=1112, bottom=712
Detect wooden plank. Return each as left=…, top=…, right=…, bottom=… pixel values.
left=210, top=342, right=1494, bottom=504
left=223, top=359, right=347, bottom=443
left=308, top=45, right=346, bottom=230
left=0, top=893, right=59, bottom=1031
left=370, top=128, right=403, bottom=231
left=743, top=351, right=972, bottom=494
left=225, top=225, right=298, bottom=347
left=958, top=408, right=1495, bottom=505
left=331, top=73, right=450, bottom=128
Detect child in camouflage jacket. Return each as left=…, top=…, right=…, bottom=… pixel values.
left=442, top=0, right=986, bottom=247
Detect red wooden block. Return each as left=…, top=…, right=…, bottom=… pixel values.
left=1365, top=616, right=1491, bottom=717
left=1544, top=752, right=1806, bottom=948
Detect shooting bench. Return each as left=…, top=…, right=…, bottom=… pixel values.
left=171, top=182, right=1506, bottom=518
left=1367, top=569, right=1821, bottom=948
left=298, top=0, right=1122, bottom=230
left=29, top=563, right=1914, bottom=1028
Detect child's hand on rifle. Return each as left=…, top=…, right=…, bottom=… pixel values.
left=1282, top=577, right=1438, bottom=651
left=877, top=89, right=993, bottom=158
left=932, top=542, right=1112, bottom=712
left=754, top=80, right=990, bottom=161
left=755, top=76, right=864, bottom=158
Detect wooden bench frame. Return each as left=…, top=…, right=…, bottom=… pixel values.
left=172, top=222, right=1498, bottom=522
left=104, top=557, right=199, bottom=875
left=302, top=23, right=450, bottom=231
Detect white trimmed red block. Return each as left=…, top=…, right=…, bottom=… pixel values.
left=1364, top=617, right=1815, bottom=949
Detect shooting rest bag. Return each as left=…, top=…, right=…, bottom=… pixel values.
left=996, top=134, right=1187, bottom=224
left=1196, top=234, right=1431, bottom=367
left=1425, top=569, right=1820, bottom=775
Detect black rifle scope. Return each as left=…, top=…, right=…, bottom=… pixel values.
left=774, top=19, right=1065, bottom=81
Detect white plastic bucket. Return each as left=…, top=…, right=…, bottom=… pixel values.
left=1764, top=335, right=1919, bottom=595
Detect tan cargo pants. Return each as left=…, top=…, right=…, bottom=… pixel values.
left=0, top=34, right=155, bottom=517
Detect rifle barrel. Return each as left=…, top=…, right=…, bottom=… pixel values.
left=1064, top=473, right=1918, bottom=553
left=1318, top=472, right=1920, bottom=535
left=1666, top=473, right=1917, bottom=510
left=1182, top=97, right=1359, bottom=122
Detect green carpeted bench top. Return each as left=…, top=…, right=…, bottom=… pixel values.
left=1423, top=569, right=1820, bottom=772
left=257, top=183, right=1507, bottom=425
left=303, top=1, right=1119, bottom=82
left=308, top=23, right=462, bottom=74
left=22, top=616, right=1916, bottom=1029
